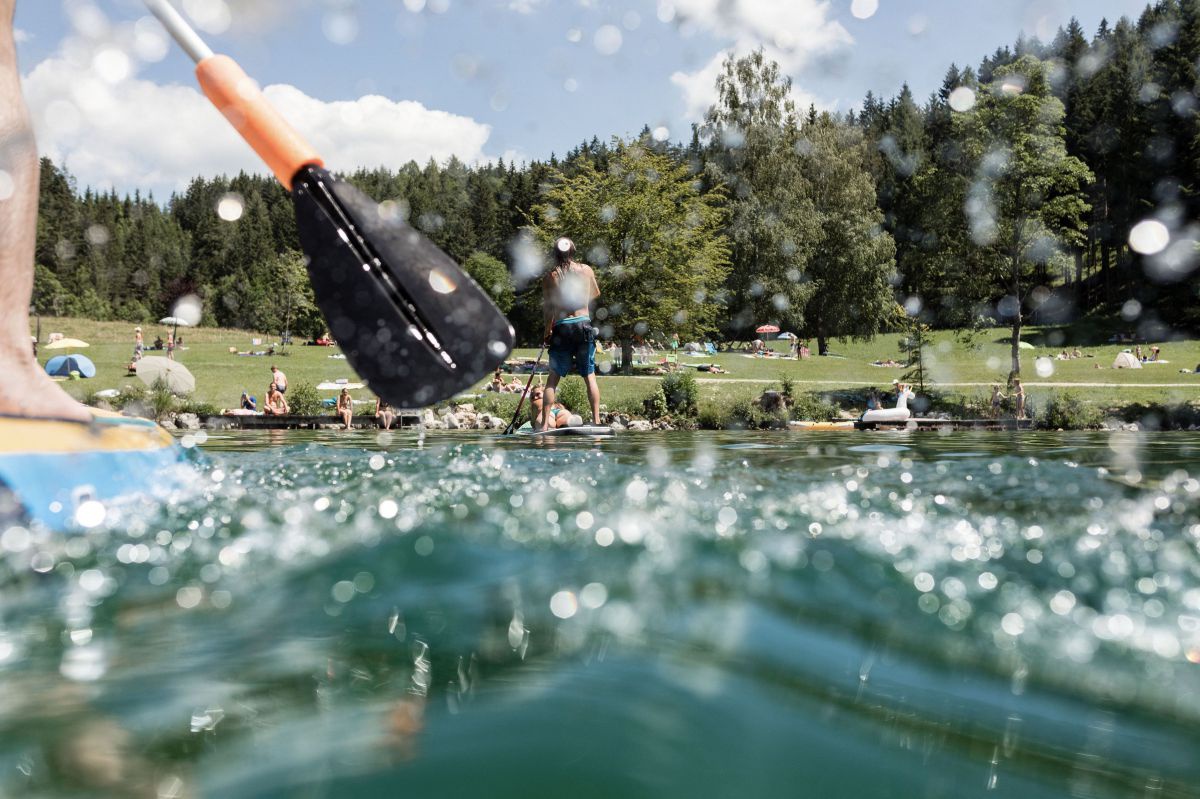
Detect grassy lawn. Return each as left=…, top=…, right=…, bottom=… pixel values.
left=29, top=317, right=1200, bottom=414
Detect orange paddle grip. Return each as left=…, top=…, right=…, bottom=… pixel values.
left=195, top=55, right=323, bottom=190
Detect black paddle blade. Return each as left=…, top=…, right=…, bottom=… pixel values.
left=291, top=165, right=514, bottom=407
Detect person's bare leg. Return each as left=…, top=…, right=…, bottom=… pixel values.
left=0, top=3, right=88, bottom=421
left=540, top=372, right=560, bottom=432
left=585, top=373, right=600, bottom=425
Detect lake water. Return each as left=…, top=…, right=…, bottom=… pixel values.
left=2, top=431, right=1199, bottom=798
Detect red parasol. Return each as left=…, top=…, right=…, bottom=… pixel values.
left=755, top=324, right=781, bottom=334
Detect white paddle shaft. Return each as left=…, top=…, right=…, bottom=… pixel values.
left=142, top=0, right=213, bottom=64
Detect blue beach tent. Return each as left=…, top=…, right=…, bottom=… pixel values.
left=45, top=354, right=97, bottom=379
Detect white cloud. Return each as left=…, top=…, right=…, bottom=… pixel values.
left=14, top=28, right=31, bottom=43
left=22, top=57, right=493, bottom=197
left=666, top=0, right=852, bottom=120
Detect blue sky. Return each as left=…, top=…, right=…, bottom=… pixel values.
left=15, top=0, right=1149, bottom=197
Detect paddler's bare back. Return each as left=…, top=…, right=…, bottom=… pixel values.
left=543, top=263, right=600, bottom=332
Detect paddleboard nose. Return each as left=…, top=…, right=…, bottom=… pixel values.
left=292, top=166, right=514, bottom=407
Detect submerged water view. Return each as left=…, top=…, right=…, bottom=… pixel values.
left=2, top=431, right=1199, bottom=798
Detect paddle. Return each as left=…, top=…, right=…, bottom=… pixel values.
left=143, top=0, right=514, bottom=408
left=502, top=343, right=546, bottom=435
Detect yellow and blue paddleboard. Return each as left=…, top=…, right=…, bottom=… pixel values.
left=0, top=410, right=185, bottom=529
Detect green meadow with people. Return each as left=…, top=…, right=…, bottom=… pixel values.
left=3, top=2, right=1200, bottom=798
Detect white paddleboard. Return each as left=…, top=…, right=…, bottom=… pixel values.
left=517, top=424, right=615, bottom=437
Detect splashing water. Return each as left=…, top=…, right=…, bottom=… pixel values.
left=1, top=431, right=1198, bottom=797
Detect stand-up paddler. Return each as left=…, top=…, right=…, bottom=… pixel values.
left=539, top=238, right=601, bottom=431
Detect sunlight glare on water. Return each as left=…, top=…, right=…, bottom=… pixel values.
left=2, top=431, right=1199, bottom=797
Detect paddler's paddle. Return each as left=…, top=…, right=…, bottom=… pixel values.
left=502, top=343, right=546, bottom=435
left=143, top=0, right=514, bottom=408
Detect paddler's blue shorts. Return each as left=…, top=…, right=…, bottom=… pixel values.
left=548, top=316, right=595, bottom=378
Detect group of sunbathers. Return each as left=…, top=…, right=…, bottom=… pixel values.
left=487, top=368, right=528, bottom=393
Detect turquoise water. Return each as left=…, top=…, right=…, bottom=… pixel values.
left=2, top=431, right=1199, bottom=797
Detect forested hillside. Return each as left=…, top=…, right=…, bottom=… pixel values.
left=31, top=0, right=1200, bottom=352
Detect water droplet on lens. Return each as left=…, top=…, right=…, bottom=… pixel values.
left=429, top=268, right=457, bottom=294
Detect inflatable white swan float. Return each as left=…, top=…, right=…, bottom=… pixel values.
left=861, top=384, right=916, bottom=422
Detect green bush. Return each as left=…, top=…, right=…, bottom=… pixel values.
left=115, top=383, right=147, bottom=407
left=473, top=392, right=522, bottom=419
left=606, top=393, right=651, bottom=418
left=643, top=385, right=668, bottom=419
left=176, top=399, right=221, bottom=417
left=727, top=397, right=769, bottom=429
left=779, top=373, right=795, bottom=404
left=789, top=392, right=839, bottom=422
left=697, top=401, right=731, bottom=429
left=661, top=370, right=699, bottom=415
left=555, top=376, right=588, bottom=413
left=287, top=381, right=324, bottom=416
left=1038, top=392, right=1101, bottom=430
left=149, top=377, right=176, bottom=421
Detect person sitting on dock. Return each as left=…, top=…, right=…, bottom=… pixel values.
left=375, top=395, right=394, bottom=430
left=336, top=387, right=354, bottom=430
left=263, top=385, right=288, bottom=415
left=240, top=392, right=257, bottom=411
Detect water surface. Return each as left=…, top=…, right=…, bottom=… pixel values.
left=2, top=431, right=1198, bottom=797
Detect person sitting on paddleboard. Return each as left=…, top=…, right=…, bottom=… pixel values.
left=540, top=237, right=601, bottom=431
left=529, top=386, right=581, bottom=429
